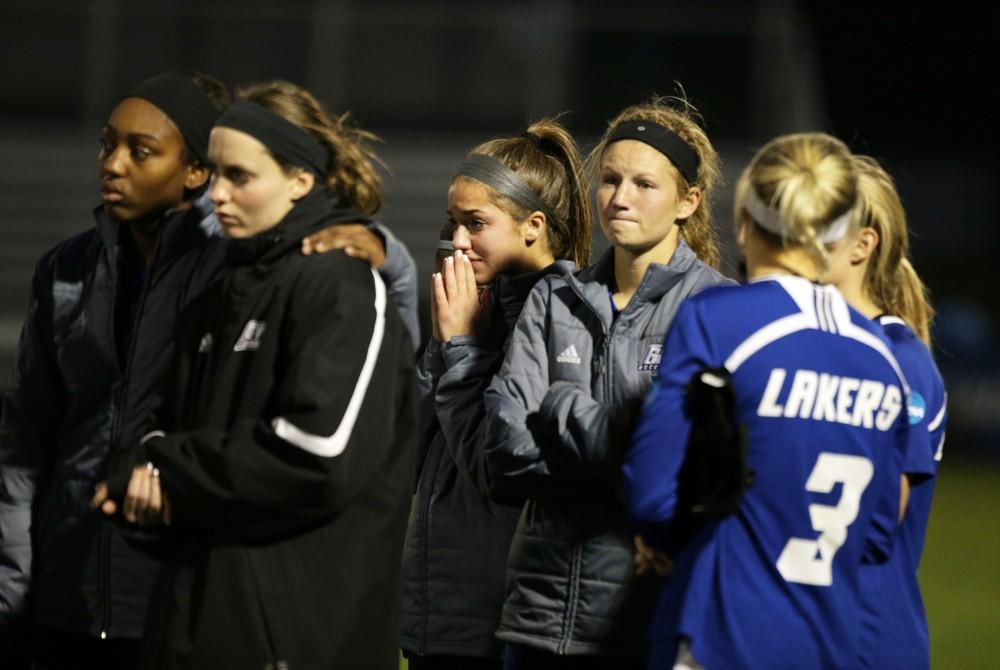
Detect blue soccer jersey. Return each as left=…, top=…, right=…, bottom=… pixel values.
left=624, top=276, right=910, bottom=670
left=857, top=316, right=947, bottom=670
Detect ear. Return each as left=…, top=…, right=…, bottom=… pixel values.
left=850, top=227, right=880, bottom=265
left=736, top=209, right=750, bottom=249
left=676, top=186, right=703, bottom=220
left=289, top=170, right=316, bottom=201
left=523, top=210, right=547, bottom=244
left=184, top=162, right=212, bottom=190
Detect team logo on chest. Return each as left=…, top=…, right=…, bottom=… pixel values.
left=638, top=344, right=662, bottom=372
left=233, top=320, right=267, bottom=352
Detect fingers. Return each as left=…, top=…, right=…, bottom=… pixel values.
left=162, top=492, right=172, bottom=527
left=453, top=250, right=475, bottom=298
left=143, top=467, right=162, bottom=527
left=90, top=482, right=109, bottom=510
left=432, top=271, right=448, bottom=313
left=124, top=463, right=166, bottom=526
left=301, top=224, right=370, bottom=256
left=430, top=274, right=442, bottom=341
left=442, top=254, right=457, bottom=299
left=123, top=465, right=146, bottom=523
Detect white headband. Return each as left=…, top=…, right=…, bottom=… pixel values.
left=742, top=185, right=852, bottom=245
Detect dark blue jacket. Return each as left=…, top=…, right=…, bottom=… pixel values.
left=0, top=200, right=224, bottom=638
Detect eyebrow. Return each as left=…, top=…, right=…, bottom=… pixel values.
left=215, top=161, right=254, bottom=174
left=102, top=124, right=164, bottom=145
left=447, top=208, right=485, bottom=217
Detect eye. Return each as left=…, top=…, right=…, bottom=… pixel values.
left=97, top=137, right=114, bottom=157
left=130, top=146, right=152, bottom=161
left=225, top=168, right=251, bottom=186
left=600, top=174, right=619, bottom=186
left=637, top=180, right=656, bottom=190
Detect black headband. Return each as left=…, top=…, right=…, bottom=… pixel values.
left=214, top=100, right=329, bottom=177
left=605, top=120, right=701, bottom=184
left=455, top=153, right=557, bottom=225
left=124, top=72, right=221, bottom=166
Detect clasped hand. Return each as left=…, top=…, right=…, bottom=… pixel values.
left=90, top=462, right=172, bottom=527
left=432, top=250, right=490, bottom=342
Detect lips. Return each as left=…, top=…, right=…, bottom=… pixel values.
left=101, top=187, right=124, bottom=203
left=217, top=213, right=240, bottom=226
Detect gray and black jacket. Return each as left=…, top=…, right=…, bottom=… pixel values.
left=400, top=260, right=575, bottom=659
left=483, top=242, right=732, bottom=658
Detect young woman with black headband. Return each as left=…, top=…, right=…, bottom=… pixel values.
left=98, top=81, right=416, bottom=669
left=400, top=120, right=591, bottom=670
left=482, top=99, right=731, bottom=669
left=0, top=70, right=228, bottom=669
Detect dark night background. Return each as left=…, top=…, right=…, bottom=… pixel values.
left=0, top=2, right=997, bottom=663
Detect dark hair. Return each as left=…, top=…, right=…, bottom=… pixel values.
left=463, top=118, right=592, bottom=268
left=236, top=80, right=383, bottom=215
left=172, top=69, right=231, bottom=166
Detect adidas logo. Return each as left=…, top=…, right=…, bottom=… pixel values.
left=556, top=344, right=581, bottom=365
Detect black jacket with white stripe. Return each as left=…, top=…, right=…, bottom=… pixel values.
left=124, top=188, right=417, bottom=670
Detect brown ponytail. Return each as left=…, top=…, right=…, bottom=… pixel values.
left=466, top=117, right=592, bottom=268
left=236, top=80, right=384, bottom=215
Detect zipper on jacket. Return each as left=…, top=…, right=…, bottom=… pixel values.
left=101, top=237, right=162, bottom=639
left=99, top=523, right=111, bottom=639
left=417, top=438, right=445, bottom=655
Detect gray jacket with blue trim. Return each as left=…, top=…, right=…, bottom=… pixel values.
left=483, top=241, right=732, bottom=657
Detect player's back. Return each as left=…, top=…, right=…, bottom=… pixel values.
left=650, top=276, right=909, bottom=669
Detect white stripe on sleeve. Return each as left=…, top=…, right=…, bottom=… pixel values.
left=271, top=267, right=387, bottom=458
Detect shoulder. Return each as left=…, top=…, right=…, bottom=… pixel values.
left=683, top=279, right=788, bottom=323
left=29, top=229, right=102, bottom=292
left=683, top=257, right=736, bottom=293
left=878, top=317, right=945, bottom=396
left=39, top=228, right=100, bottom=269
left=292, top=247, right=377, bottom=287
left=283, top=251, right=382, bottom=316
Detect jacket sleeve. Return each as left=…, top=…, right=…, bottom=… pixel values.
left=370, top=222, right=420, bottom=351
left=0, top=259, right=65, bottom=624
left=483, top=282, right=610, bottom=501
left=145, top=260, right=406, bottom=544
left=431, top=336, right=504, bottom=495
left=623, top=300, right=711, bottom=549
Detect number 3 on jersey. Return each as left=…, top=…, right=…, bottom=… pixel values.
left=776, top=452, right=874, bottom=586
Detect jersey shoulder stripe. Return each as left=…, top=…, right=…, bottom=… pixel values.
left=723, top=277, right=907, bottom=393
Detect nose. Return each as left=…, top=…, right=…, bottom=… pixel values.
left=100, top=145, right=126, bottom=178
left=609, top=182, right=630, bottom=210
left=209, top=174, right=229, bottom=207
left=452, top=224, right=471, bottom=251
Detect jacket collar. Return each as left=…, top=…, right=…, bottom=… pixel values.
left=94, top=196, right=216, bottom=272
left=567, top=239, right=699, bottom=324
left=224, top=188, right=371, bottom=268
left=493, top=259, right=576, bottom=330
